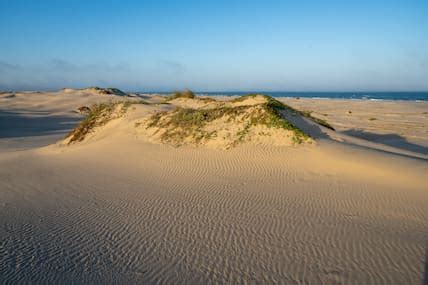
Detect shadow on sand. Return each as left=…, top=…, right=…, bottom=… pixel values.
left=0, top=110, right=80, bottom=139
left=280, top=111, right=329, bottom=140
left=343, top=129, right=428, bottom=156
left=280, top=110, right=428, bottom=160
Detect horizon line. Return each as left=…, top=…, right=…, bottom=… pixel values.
left=2, top=87, right=428, bottom=93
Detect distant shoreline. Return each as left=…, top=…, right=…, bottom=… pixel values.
left=2, top=89, right=427, bottom=101
left=139, top=92, right=428, bottom=102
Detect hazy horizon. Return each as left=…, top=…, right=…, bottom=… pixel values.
left=3, top=87, right=428, bottom=93
left=1, top=0, right=427, bottom=91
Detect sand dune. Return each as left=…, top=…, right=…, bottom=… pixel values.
left=0, top=90, right=427, bottom=283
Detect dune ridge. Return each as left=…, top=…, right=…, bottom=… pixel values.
left=64, top=94, right=318, bottom=149
left=61, top=86, right=128, bottom=97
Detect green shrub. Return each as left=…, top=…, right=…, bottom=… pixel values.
left=167, top=89, right=195, bottom=100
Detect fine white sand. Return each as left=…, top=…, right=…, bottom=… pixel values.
left=0, top=90, right=427, bottom=284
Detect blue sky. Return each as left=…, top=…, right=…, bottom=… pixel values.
left=0, top=0, right=427, bottom=91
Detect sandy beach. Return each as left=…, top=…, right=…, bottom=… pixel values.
left=0, top=89, right=427, bottom=283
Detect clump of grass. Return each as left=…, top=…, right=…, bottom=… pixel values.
left=76, top=106, right=91, bottom=115
left=166, top=89, right=195, bottom=101
left=369, top=117, right=377, bottom=121
left=232, top=94, right=335, bottom=131
left=66, top=102, right=127, bottom=144
left=198, top=96, right=217, bottom=103
left=348, top=110, right=352, bottom=114
left=165, top=90, right=218, bottom=104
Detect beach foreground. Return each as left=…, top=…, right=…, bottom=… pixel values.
left=0, top=89, right=427, bottom=283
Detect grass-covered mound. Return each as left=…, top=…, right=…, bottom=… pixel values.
left=88, top=87, right=128, bottom=96
left=142, top=94, right=311, bottom=148
left=64, top=93, right=333, bottom=149
left=65, top=102, right=129, bottom=144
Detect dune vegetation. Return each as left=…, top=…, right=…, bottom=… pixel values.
left=166, top=89, right=196, bottom=100
left=144, top=93, right=311, bottom=148
left=65, top=102, right=128, bottom=144
left=64, top=92, right=339, bottom=148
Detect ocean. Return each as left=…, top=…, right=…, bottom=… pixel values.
left=195, top=92, right=428, bottom=101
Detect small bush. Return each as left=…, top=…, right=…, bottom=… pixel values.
left=167, top=89, right=195, bottom=101
left=76, top=106, right=91, bottom=115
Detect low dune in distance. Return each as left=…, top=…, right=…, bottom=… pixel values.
left=0, top=88, right=427, bottom=283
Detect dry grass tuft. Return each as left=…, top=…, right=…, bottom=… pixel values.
left=65, top=102, right=128, bottom=144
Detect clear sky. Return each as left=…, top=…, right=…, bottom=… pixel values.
left=0, top=0, right=427, bottom=91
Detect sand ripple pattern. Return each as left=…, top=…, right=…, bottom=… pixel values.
left=1, top=145, right=427, bottom=284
